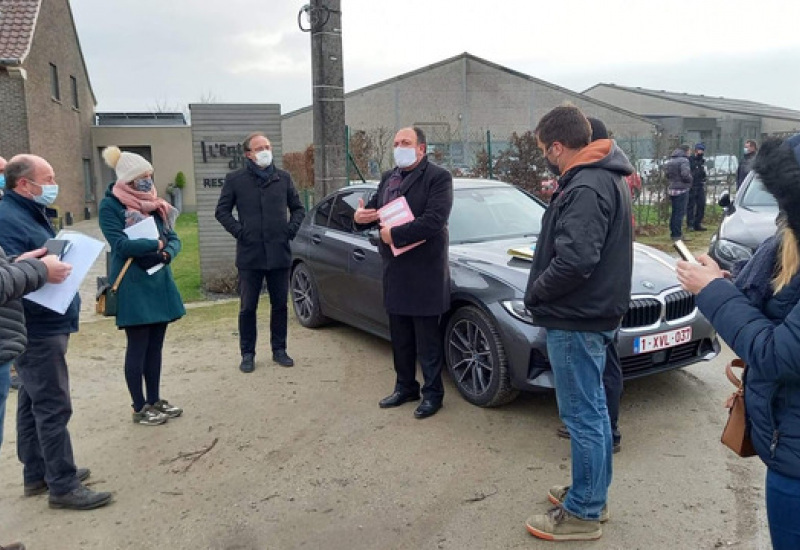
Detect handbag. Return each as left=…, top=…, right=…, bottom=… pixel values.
left=720, top=358, right=757, bottom=457
left=95, top=258, right=133, bottom=317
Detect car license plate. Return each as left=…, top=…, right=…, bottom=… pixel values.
left=633, top=327, right=692, bottom=354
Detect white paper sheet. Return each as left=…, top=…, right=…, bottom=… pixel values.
left=123, top=216, right=164, bottom=275
left=24, top=231, right=105, bottom=314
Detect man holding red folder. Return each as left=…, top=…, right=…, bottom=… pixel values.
left=354, top=127, right=453, bottom=419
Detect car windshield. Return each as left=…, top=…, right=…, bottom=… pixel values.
left=740, top=174, right=777, bottom=207
left=449, top=186, right=545, bottom=243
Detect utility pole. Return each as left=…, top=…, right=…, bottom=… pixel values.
left=307, top=0, right=346, bottom=200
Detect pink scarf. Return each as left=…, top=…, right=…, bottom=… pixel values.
left=112, top=181, right=178, bottom=229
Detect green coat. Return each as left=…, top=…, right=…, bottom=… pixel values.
left=98, top=186, right=186, bottom=328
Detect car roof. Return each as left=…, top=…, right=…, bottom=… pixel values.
left=344, top=177, right=511, bottom=192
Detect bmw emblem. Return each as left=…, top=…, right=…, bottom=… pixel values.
left=642, top=280, right=655, bottom=290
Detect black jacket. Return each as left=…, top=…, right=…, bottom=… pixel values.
left=689, top=154, right=707, bottom=187
left=357, top=157, right=453, bottom=316
left=524, top=140, right=634, bottom=331
left=737, top=151, right=757, bottom=188
left=0, top=246, right=48, bottom=364
left=215, top=162, right=305, bottom=270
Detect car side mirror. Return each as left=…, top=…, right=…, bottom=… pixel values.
left=718, top=192, right=731, bottom=208
left=367, top=228, right=380, bottom=246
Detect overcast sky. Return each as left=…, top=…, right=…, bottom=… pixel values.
left=71, top=0, right=800, bottom=115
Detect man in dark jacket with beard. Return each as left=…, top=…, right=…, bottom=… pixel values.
left=737, top=139, right=758, bottom=190
left=216, top=132, right=305, bottom=372
left=523, top=105, right=633, bottom=542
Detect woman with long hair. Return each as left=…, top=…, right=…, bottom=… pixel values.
left=677, top=134, right=800, bottom=550
left=99, top=147, right=186, bottom=426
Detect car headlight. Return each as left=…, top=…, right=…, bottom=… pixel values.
left=713, top=239, right=753, bottom=263
left=501, top=299, right=534, bottom=324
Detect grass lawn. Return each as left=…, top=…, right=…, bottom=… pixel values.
left=172, top=212, right=205, bottom=302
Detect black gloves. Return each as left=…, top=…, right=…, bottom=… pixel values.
left=135, top=252, right=162, bottom=270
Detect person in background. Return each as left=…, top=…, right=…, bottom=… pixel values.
left=1, top=240, right=72, bottom=550
left=687, top=142, right=708, bottom=232
left=737, top=139, right=758, bottom=190
left=100, top=147, right=186, bottom=426
left=0, top=154, right=112, bottom=511
left=664, top=144, right=693, bottom=241
left=215, top=132, right=305, bottom=373
left=677, top=133, right=800, bottom=550
left=523, top=105, right=633, bottom=541
left=354, top=126, right=453, bottom=420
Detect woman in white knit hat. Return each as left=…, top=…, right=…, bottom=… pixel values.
left=99, top=147, right=185, bottom=426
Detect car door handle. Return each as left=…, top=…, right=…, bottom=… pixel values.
left=311, top=234, right=322, bottom=245
left=352, top=249, right=366, bottom=261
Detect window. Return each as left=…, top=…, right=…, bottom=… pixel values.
left=82, top=159, right=93, bottom=201
left=49, top=63, right=60, bottom=100
left=328, top=191, right=362, bottom=232
left=70, top=76, right=79, bottom=109
left=314, top=197, right=334, bottom=226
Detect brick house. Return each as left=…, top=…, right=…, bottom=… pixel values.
left=0, top=0, right=96, bottom=222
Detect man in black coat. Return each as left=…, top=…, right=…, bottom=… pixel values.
left=687, top=142, right=708, bottom=231
left=354, top=127, right=453, bottom=419
left=215, top=133, right=305, bottom=372
left=737, top=139, right=758, bottom=189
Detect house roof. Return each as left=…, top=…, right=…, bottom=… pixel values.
left=283, top=52, right=656, bottom=127
left=0, top=0, right=39, bottom=63
left=0, top=0, right=96, bottom=105
left=583, top=83, right=800, bottom=122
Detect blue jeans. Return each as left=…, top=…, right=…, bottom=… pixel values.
left=0, top=361, right=11, bottom=452
left=669, top=193, right=689, bottom=240
left=766, top=468, right=800, bottom=549
left=547, top=329, right=614, bottom=521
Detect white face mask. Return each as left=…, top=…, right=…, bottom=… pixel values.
left=394, top=147, right=417, bottom=169
left=254, top=149, right=273, bottom=168
left=744, top=147, right=750, bottom=155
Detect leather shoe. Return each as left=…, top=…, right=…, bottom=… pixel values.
left=239, top=353, right=255, bottom=373
left=693, top=226, right=708, bottom=231
left=378, top=391, right=420, bottom=408
left=24, top=467, right=90, bottom=496
left=272, top=350, right=294, bottom=367
left=49, top=484, right=112, bottom=510
left=414, top=399, right=442, bottom=419
left=1, top=542, right=25, bottom=550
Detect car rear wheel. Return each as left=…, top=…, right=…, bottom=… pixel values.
left=291, top=262, right=329, bottom=328
left=444, top=306, right=518, bottom=407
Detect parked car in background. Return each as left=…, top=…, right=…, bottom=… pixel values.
left=290, top=178, right=720, bottom=408
left=708, top=170, right=778, bottom=271
left=706, top=154, right=739, bottom=185
left=635, top=158, right=661, bottom=184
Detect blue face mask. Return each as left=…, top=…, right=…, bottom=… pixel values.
left=30, top=181, right=59, bottom=206
left=0, top=174, right=5, bottom=190
left=134, top=177, right=154, bottom=192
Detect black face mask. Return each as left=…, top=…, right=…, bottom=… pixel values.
left=546, top=159, right=561, bottom=177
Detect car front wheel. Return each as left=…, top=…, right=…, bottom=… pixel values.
left=291, top=262, right=329, bottom=328
left=444, top=306, right=518, bottom=407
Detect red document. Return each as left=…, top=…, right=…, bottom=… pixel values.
left=378, top=196, right=425, bottom=256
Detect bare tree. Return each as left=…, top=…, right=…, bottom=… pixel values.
left=370, top=126, right=393, bottom=174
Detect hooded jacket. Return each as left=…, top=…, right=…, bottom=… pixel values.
left=0, top=246, right=48, bottom=363
left=696, top=135, right=800, bottom=479
left=524, top=139, right=634, bottom=331
left=664, top=148, right=693, bottom=192
left=0, top=191, right=80, bottom=336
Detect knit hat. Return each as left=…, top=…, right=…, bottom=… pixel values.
left=753, top=134, right=800, bottom=238
left=102, top=146, right=153, bottom=183
left=587, top=117, right=609, bottom=141
left=694, top=142, right=706, bottom=151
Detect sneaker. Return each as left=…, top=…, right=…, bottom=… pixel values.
left=24, top=467, right=91, bottom=497
left=239, top=353, right=255, bottom=373
left=152, top=399, right=183, bottom=418
left=525, top=506, right=602, bottom=541
left=693, top=226, right=708, bottom=231
left=49, top=484, right=113, bottom=510
left=272, top=349, right=294, bottom=367
left=132, top=404, right=168, bottom=426
left=548, top=485, right=609, bottom=522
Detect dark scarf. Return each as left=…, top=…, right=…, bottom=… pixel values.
left=734, top=234, right=779, bottom=309
left=246, top=159, right=276, bottom=182
left=382, top=168, right=404, bottom=205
